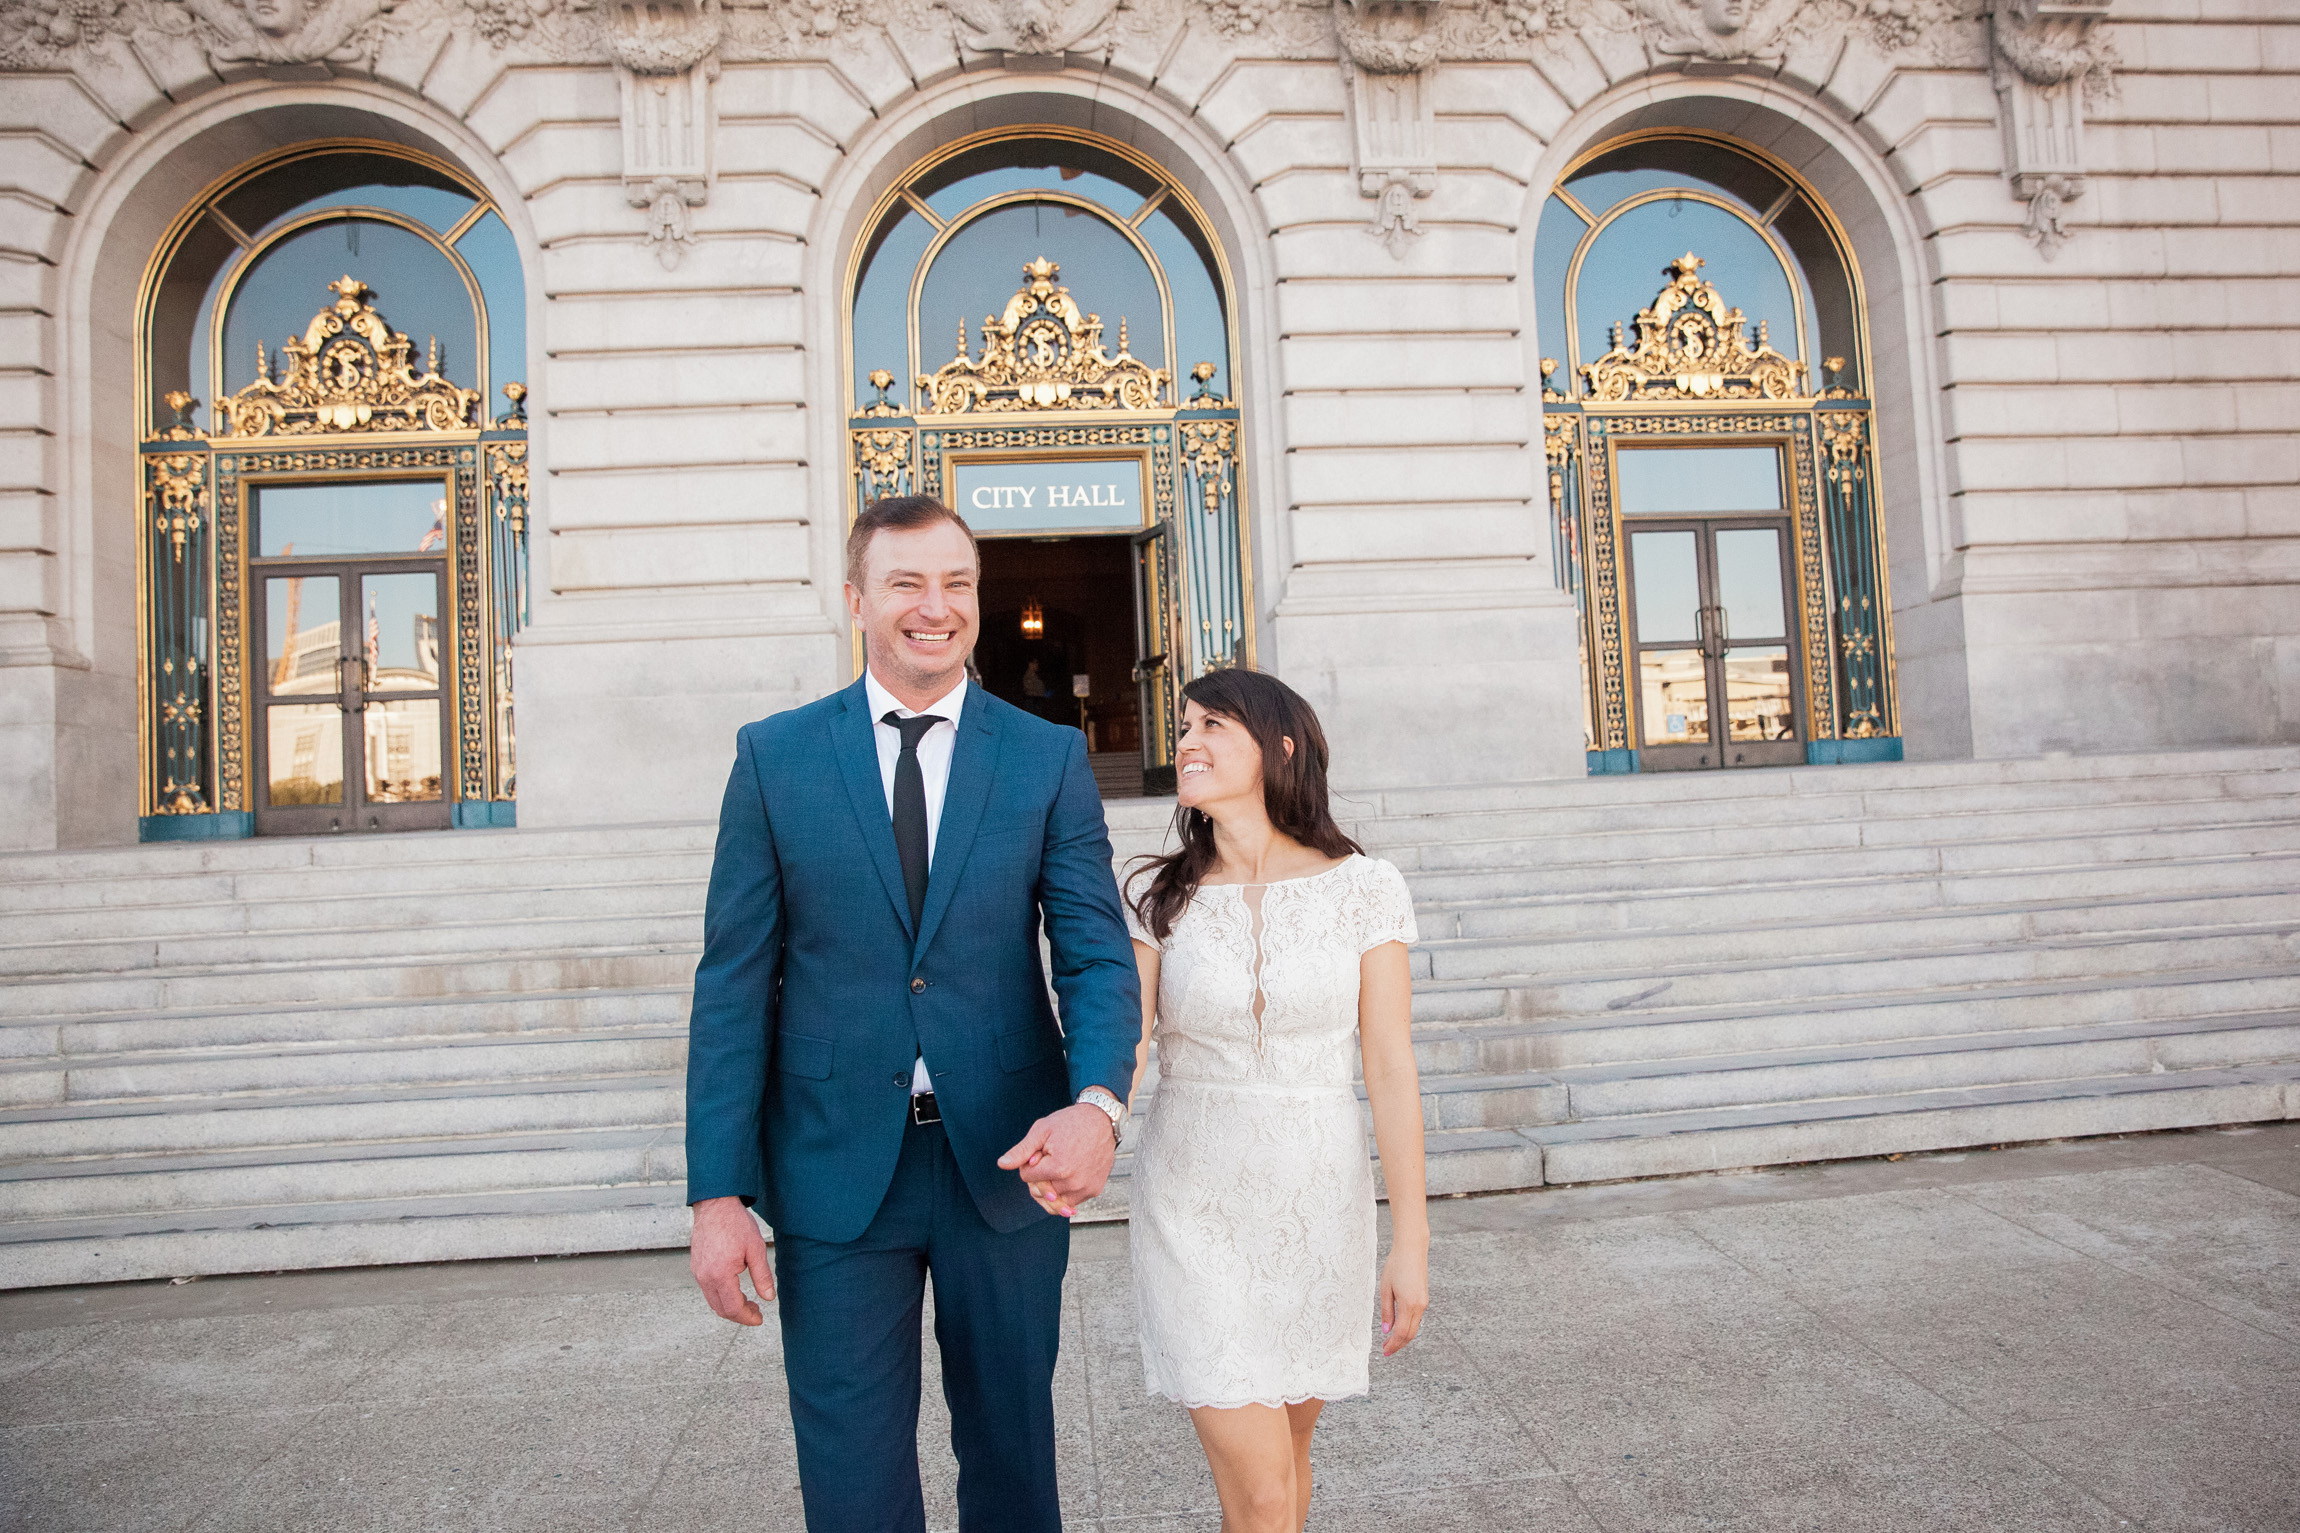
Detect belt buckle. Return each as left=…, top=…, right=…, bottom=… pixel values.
left=909, top=1091, right=941, bottom=1126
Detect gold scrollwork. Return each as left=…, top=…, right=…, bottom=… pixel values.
left=489, top=440, right=530, bottom=533
left=217, top=276, right=483, bottom=438
left=917, top=258, right=1170, bottom=415
left=1583, top=254, right=1807, bottom=404
left=1179, top=418, right=1235, bottom=516
left=150, top=453, right=206, bottom=563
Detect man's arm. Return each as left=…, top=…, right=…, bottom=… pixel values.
left=997, top=730, right=1142, bottom=1215
left=685, top=726, right=784, bottom=1322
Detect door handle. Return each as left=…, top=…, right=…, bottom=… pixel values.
left=337, top=654, right=366, bottom=713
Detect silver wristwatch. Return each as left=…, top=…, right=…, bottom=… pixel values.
left=1076, top=1086, right=1125, bottom=1140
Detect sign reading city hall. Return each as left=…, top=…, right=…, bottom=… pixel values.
left=950, top=456, right=1146, bottom=534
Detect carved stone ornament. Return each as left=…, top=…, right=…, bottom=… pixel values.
left=1581, top=252, right=1808, bottom=402
left=608, top=0, right=719, bottom=269
left=1336, top=0, right=1441, bottom=258
left=945, top=0, right=1120, bottom=53
left=916, top=257, right=1170, bottom=415
left=174, top=0, right=396, bottom=64
left=1634, top=0, right=1789, bottom=60
left=1988, top=0, right=2113, bottom=259
left=217, top=275, right=483, bottom=437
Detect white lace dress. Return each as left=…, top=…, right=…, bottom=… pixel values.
left=1123, top=854, right=1418, bottom=1410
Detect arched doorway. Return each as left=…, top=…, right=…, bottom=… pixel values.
left=1537, top=131, right=1900, bottom=773
left=135, top=142, right=529, bottom=838
left=844, top=128, right=1245, bottom=796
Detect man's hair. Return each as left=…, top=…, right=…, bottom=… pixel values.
left=846, top=495, right=979, bottom=589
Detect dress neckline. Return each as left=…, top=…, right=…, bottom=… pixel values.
left=1200, top=853, right=1360, bottom=892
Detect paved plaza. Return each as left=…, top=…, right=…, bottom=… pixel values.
left=3, top=1123, right=2296, bottom=1533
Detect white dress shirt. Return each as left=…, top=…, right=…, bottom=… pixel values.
left=863, top=669, right=968, bottom=1094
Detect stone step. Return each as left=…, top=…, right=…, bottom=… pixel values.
left=0, top=1026, right=687, bottom=1109
left=1540, top=1011, right=2300, bottom=1121
left=1420, top=888, right=2297, bottom=980
left=1409, top=967, right=2300, bottom=1071
left=1345, top=778, right=2300, bottom=850
left=15, top=985, right=691, bottom=1061
left=0, top=1123, right=688, bottom=1223
left=1418, top=849, right=2300, bottom=941
left=0, top=1122, right=1538, bottom=1288
left=0, top=946, right=699, bottom=1023
left=0, top=1075, right=682, bottom=1163
left=1524, top=1063, right=2300, bottom=1185
left=1427, top=921, right=2300, bottom=1014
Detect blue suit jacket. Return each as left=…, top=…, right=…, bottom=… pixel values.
left=683, top=676, right=1142, bottom=1242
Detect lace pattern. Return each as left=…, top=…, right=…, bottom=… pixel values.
left=1124, top=855, right=1418, bottom=1410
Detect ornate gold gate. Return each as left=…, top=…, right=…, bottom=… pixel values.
left=1547, top=254, right=1898, bottom=772
left=849, top=258, right=1249, bottom=793
left=137, top=278, right=529, bottom=839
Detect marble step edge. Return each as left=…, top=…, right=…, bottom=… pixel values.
left=9, top=767, right=2296, bottom=915
left=1420, top=915, right=2300, bottom=994
left=1415, top=886, right=2300, bottom=964
left=11, top=1069, right=2298, bottom=1290
left=0, top=1021, right=693, bottom=1079
left=1, top=984, right=695, bottom=1049
left=1525, top=1068, right=2300, bottom=1186
left=11, top=867, right=2293, bottom=1009
left=1407, top=957, right=2300, bottom=1035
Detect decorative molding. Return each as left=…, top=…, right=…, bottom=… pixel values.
left=1336, top=0, right=1441, bottom=258
left=608, top=0, right=720, bottom=268
left=945, top=0, right=1121, bottom=53
left=1988, top=0, right=2114, bottom=258
left=916, top=257, right=1170, bottom=414
left=215, top=275, right=483, bottom=437
left=1580, top=252, right=1807, bottom=402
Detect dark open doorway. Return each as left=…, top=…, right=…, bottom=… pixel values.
left=977, top=534, right=1147, bottom=798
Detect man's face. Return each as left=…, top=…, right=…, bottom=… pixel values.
left=1700, top=0, right=1748, bottom=32
left=242, top=0, right=309, bottom=36
left=846, top=519, right=979, bottom=700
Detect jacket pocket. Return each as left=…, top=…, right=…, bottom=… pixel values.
left=996, top=1025, right=1055, bottom=1073
left=777, top=1031, right=834, bottom=1079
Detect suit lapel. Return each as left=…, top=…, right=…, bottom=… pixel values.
left=913, top=681, right=1000, bottom=960
left=832, top=677, right=915, bottom=942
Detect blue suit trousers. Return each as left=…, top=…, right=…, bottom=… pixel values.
left=775, top=1114, right=1070, bottom=1533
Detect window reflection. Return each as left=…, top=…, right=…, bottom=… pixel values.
left=256, top=482, right=446, bottom=559
left=362, top=573, right=442, bottom=690
left=918, top=202, right=1165, bottom=373
left=365, top=698, right=444, bottom=803
left=1629, top=530, right=1700, bottom=644
left=1724, top=647, right=1794, bottom=741
left=265, top=575, right=340, bottom=696
left=1640, top=651, right=1707, bottom=746
left=1617, top=447, right=1783, bottom=515
left=266, top=703, right=343, bottom=805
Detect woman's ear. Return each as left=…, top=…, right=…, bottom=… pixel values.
left=1281, top=736, right=1295, bottom=761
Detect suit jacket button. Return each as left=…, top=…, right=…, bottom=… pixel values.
left=892, top=1073, right=907, bottom=1085
left=910, top=977, right=926, bottom=993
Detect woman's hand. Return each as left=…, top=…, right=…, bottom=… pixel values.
left=1378, top=1240, right=1428, bottom=1357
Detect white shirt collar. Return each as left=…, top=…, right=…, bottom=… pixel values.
left=864, top=668, right=969, bottom=726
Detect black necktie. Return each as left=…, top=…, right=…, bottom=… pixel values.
left=884, top=711, right=945, bottom=930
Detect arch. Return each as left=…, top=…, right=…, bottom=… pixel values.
left=802, top=76, right=1283, bottom=653
left=1519, top=81, right=1970, bottom=762
left=48, top=81, right=546, bottom=844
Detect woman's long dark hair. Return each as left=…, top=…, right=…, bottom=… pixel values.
left=1128, top=668, right=1363, bottom=942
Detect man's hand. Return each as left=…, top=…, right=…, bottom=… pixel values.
left=997, top=1103, right=1118, bottom=1218
left=690, top=1196, right=775, bottom=1325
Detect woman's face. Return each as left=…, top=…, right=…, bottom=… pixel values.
left=1174, top=699, right=1265, bottom=814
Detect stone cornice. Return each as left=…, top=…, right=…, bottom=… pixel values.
left=0, top=0, right=1986, bottom=75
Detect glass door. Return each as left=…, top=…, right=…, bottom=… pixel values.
left=251, top=479, right=453, bottom=833
left=1614, top=443, right=1802, bottom=771
left=1626, top=521, right=1802, bottom=770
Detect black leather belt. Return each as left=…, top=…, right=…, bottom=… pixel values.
left=909, top=1091, right=942, bottom=1126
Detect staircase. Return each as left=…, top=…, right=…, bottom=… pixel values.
left=4, top=746, right=2297, bottom=1287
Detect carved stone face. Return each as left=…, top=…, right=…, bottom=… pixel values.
left=241, top=0, right=310, bottom=36
left=1699, top=0, right=1748, bottom=33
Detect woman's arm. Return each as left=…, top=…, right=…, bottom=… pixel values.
left=1358, top=939, right=1427, bottom=1357
left=1128, top=939, right=1160, bottom=1109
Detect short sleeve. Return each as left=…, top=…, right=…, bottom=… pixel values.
left=1120, top=869, right=1159, bottom=949
left=1357, top=857, right=1418, bottom=953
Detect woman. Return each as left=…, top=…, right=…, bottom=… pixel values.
left=1116, top=668, right=1427, bottom=1533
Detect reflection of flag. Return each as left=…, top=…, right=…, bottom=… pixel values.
left=366, top=587, right=380, bottom=673
left=417, top=497, right=446, bottom=552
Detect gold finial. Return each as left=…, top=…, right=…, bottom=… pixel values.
left=1023, top=256, right=1059, bottom=284
left=329, top=274, right=371, bottom=308
left=1668, top=252, right=1704, bottom=279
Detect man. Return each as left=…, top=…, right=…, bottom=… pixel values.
left=685, top=494, right=1140, bottom=1533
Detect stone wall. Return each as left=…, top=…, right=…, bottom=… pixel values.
left=1, top=0, right=2294, bottom=845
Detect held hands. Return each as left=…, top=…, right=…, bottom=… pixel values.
left=690, top=1195, right=775, bottom=1326
left=998, top=1103, right=1118, bottom=1218
left=1378, top=1241, right=1428, bottom=1357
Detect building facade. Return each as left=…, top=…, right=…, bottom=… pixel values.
left=2, top=0, right=2296, bottom=848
